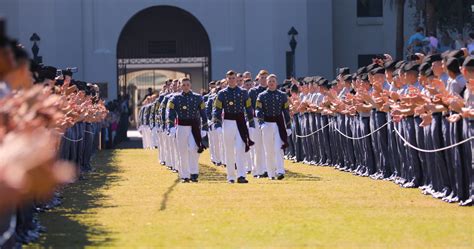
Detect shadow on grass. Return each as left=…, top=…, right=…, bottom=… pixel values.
left=199, top=163, right=228, bottom=182
left=34, top=150, right=122, bottom=248
left=285, top=170, right=321, bottom=182
left=159, top=178, right=180, bottom=211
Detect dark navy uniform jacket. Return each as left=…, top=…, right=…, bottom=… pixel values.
left=249, top=85, right=267, bottom=110
left=159, top=93, right=174, bottom=130
left=255, top=89, right=291, bottom=128
left=166, top=91, right=208, bottom=130
left=212, top=86, right=255, bottom=129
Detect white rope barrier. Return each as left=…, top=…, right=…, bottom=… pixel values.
left=333, top=120, right=391, bottom=140
left=0, top=214, right=16, bottom=246
left=295, top=121, right=333, bottom=138
left=61, top=135, right=84, bottom=142
left=393, top=125, right=473, bottom=153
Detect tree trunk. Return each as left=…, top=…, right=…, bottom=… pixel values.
left=396, top=0, right=406, bottom=60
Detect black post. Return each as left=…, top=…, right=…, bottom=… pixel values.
left=30, top=33, right=42, bottom=64
left=288, top=27, right=298, bottom=78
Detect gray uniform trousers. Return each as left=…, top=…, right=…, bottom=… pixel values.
left=76, top=122, right=85, bottom=171
left=372, top=111, right=391, bottom=178
left=430, top=113, right=450, bottom=196
left=370, top=110, right=382, bottom=176
left=395, top=120, right=408, bottom=184
left=344, top=115, right=356, bottom=171
left=387, top=114, right=401, bottom=179
left=459, top=118, right=472, bottom=202
left=465, top=119, right=474, bottom=202
left=402, top=116, right=422, bottom=187
left=315, top=113, right=327, bottom=165
left=414, top=117, right=428, bottom=187
left=328, top=116, right=338, bottom=166
left=293, top=115, right=304, bottom=162
left=360, top=116, right=376, bottom=175
left=352, top=114, right=364, bottom=172
left=320, top=115, right=332, bottom=165
left=309, top=112, right=319, bottom=163
left=422, top=119, right=435, bottom=191
left=82, top=122, right=94, bottom=171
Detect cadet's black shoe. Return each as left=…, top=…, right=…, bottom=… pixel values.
left=246, top=171, right=251, bottom=174
left=237, top=177, right=248, bottom=184
left=262, top=172, right=268, bottom=178
left=228, top=180, right=235, bottom=184
left=181, top=178, right=190, bottom=183
left=270, top=177, right=276, bottom=180
left=277, top=174, right=285, bottom=180
left=172, top=169, right=178, bottom=173
left=190, top=174, right=199, bottom=182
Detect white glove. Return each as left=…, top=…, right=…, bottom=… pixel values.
left=215, top=127, right=222, bottom=134
left=201, top=130, right=207, bottom=138
left=286, top=129, right=292, bottom=136
left=169, top=127, right=176, bottom=137
left=260, top=123, right=267, bottom=129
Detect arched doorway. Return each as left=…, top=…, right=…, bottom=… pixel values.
left=116, top=5, right=211, bottom=126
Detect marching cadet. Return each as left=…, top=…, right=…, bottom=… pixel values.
left=159, top=80, right=179, bottom=172
left=166, top=77, right=208, bottom=183
left=156, top=85, right=168, bottom=165
left=248, top=70, right=269, bottom=177
left=212, top=70, right=255, bottom=184
left=255, top=74, right=292, bottom=180
left=241, top=78, right=255, bottom=173
left=206, top=86, right=224, bottom=166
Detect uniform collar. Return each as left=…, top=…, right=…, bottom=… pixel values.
left=181, top=91, right=192, bottom=96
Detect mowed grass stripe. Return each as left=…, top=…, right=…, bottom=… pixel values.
left=29, top=149, right=474, bottom=249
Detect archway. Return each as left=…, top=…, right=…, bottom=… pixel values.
left=116, top=5, right=211, bottom=125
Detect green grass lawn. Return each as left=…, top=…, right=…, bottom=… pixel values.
left=28, top=148, right=473, bottom=249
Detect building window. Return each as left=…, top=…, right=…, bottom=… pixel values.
left=358, top=54, right=378, bottom=68
left=357, top=0, right=383, bottom=17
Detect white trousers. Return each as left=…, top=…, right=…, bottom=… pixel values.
left=261, top=122, right=285, bottom=178
left=250, top=118, right=267, bottom=175
left=143, top=126, right=151, bottom=149
left=165, top=132, right=179, bottom=170
left=223, top=120, right=247, bottom=181
left=208, top=129, right=223, bottom=164
left=151, top=127, right=158, bottom=148
left=157, top=130, right=166, bottom=163
left=176, top=126, right=199, bottom=179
